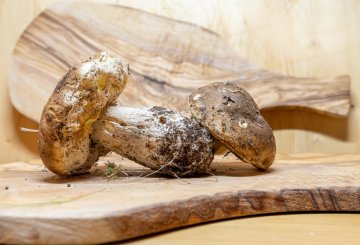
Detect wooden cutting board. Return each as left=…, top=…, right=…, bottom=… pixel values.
left=4, top=2, right=357, bottom=244
left=8, top=2, right=350, bottom=123
left=1, top=154, right=360, bottom=244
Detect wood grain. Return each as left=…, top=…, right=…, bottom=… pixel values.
left=1, top=2, right=360, bottom=244
left=121, top=213, right=360, bottom=245
left=1, top=154, right=359, bottom=244
left=2, top=0, right=360, bottom=164
left=8, top=2, right=351, bottom=123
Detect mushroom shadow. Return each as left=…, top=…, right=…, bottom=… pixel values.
left=42, top=155, right=272, bottom=183
left=210, top=158, right=275, bottom=177
left=43, top=163, right=184, bottom=184
left=44, top=174, right=94, bottom=184
left=261, top=108, right=349, bottom=141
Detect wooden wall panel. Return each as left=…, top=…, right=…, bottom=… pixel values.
left=0, top=0, right=359, bottom=163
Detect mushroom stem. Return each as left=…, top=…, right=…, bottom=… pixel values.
left=92, top=106, right=215, bottom=176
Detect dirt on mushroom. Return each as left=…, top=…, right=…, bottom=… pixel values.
left=38, top=52, right=130, bottom=176
left=92, top=106, right=215, bottom=177
left=38, top=52, right=214, bottom=177
left=189, top=81, right=276, bottom=170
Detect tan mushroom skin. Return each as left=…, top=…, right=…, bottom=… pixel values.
left=39, top=52, right=214, bottom=176
left=189, top=81, right=276, bottom=170
left=38, top=52, right=130, bottom=175
left=92, top=106, right=214, bottom=176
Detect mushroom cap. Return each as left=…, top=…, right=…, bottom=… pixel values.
left=38, top=52, right=130, bottom=175
left=189, top=81, right=276, bottom=170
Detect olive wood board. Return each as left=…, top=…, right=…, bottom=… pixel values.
left=0, top=153, right=359, bottom=244
left=8, top=2, right=351, bottom=123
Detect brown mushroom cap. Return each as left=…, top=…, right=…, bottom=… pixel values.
left=38, top=52, right=130, bottom=175
left=189, top=81, right=276, bottom=170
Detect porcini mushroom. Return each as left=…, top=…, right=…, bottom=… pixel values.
left=189, top=81, right=276, bottom=170
left=92, top=106, right=214, bottom=176
left=38, top=52, right=214, bottom=176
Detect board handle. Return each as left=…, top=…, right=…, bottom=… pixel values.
left=239, top=74, right=351, bottom=117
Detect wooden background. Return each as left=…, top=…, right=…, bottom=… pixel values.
left=0, top=1, right=359, bottom=244
left=1, top=0, right=359, bottom=164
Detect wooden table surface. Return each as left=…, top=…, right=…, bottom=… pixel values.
left=121, top=214, right=360, bottom=245
left=1, top=1, right=359, bottom=244
left=1, top=154, right=360, bottom=244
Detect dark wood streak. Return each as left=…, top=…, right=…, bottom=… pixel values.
left=316, top=190, right=327, bottom=208
left=41, top=11, right=99, bottom=53
left=131, top=70, right=190, bottom=92
left=20, top=33, right=72, bottom=69
left=329, top=189, right=340, bottom=210
left=309, top=190, right=320, bottom=209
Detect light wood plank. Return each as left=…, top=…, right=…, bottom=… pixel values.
left=8, top=2, right=350, bottom=122
left=1, top=154, right=360, bottom=244
left=122, top=213, right=360, bottom=245
left=1, top=1, right=360, bottom=165
left=1, top=2, right=360, bottom=244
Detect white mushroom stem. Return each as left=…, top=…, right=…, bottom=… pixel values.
left=92, top=106, right=214, bottom=175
